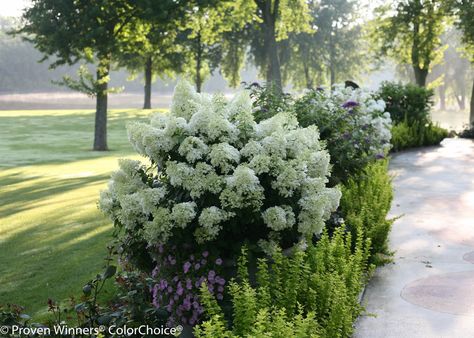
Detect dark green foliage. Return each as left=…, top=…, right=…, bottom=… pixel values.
left=245, top=82, right=294, bottom=122
left=459, top=123, right=474, bottom=139
left=378, top=82, right=448, bottom=151
left=340, top=161, right=394, bottom=264
left=391, top=120, right=448, bottom=152
left=195, top=228, right=372, bottom=338
left=378, top=82, right=434, bottom=125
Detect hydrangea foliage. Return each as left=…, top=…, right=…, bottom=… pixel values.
left=100, top=81, right=340, bottom=255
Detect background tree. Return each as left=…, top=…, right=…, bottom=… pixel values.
left=177, top=0, right=255, bottom=92
left=117, top=19, right=182, bottom=109
left=19, top=0, right=138, bottom=151
left=430, top=26, right=471, bottom=110
left=284, top=0, right=365, bottom=89
left=449, top=0, right=474, bottom=125
left=250, top=0, right=312, bottom=90
left=371, top=0, right=446, bottom=87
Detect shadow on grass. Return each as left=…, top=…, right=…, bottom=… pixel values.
left=0, top=174, right=110, bottom=218
left=0, top=206, right=116, bottom=317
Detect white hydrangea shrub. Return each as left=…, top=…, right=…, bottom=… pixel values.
left=100, top=81, right=341, bottom=255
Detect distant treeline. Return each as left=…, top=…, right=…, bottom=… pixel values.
left=0, top=16, right=244, bottom=94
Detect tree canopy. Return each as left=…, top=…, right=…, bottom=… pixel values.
left=371, top=0, right=446, bottom=87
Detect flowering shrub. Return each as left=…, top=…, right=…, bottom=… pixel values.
left=150, top=246, right=226, bottom=326
left=99, top=80, right=340, bottom=265
left=294, top=85, right=392, bottom=183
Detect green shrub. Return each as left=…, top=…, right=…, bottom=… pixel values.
left=244, top=82, right=293, bottom=122
left=378, top=82, right=433, bottom=125
left=340, top=161, right=394, bottom=264
left=195, top=228, right=371, bottom=338
left=391, top=120, right=448, bottom=152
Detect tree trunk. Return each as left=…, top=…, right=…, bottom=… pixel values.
left=303, top=62, right=312, bottom=89
left=439, top=85, right=446, bottom=110
left=413, top=67, right=428, bottom=87
left=329, top=29, right=336, bottom=87
left=261, top=0, right=282, bottom=90
left=330, top=65, right=336, bottom=88
left=195, top=32, right=202, bottom=93
left=93, top=58, right=110, bottom=151
left=143, top=56, right=152, bottom=109
left=470, top=78, right=474, bottom=126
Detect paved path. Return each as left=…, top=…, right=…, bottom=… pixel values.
left=354, top=138, right=474, bottom=338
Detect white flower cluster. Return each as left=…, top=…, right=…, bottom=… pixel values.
left=100, top=80, right=340, bottom=253
left=331, top=84, right=392, bottom=153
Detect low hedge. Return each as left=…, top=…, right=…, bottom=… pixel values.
left=391, top=120, right=448, bottom=152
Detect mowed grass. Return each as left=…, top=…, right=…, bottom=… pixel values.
left=0, top=108, right=160, bottom=319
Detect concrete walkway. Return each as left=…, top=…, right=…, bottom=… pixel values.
left=355, top=138, right=474, bottom=338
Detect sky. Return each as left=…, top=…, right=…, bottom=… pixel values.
left=0, top=0, right=30, bottom=17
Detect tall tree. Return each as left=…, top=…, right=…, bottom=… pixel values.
left=18, top=0, right=137, bottom=150
left=371, top=0, right=446, bottom=87
left=177, top=0, right=255, bottom=92
left=178, top=5, right=223, bottom=93
left=449, top=0, right=474, bottom=125
left=117, top=19, right=182, bottom=109
left=249, top=0, right=312, bottom=90
left=284, top=0, right=365, bottom=89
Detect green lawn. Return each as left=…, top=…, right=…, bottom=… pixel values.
left=0, top=108, right=160, bottom=319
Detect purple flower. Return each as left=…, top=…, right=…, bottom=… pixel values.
left=159, top=279, right=168, bottom=291
left=215, top=276, right=226, bottom=286
left=194, top=263, right=201, bottom=270
left=177, top=282, right=184, bottom=296
left=342, top=100, right=359, bottom=109
left=183, top=298, right=192, bottom=311
left=192, top=301, right=199, bottom=309
left=215, top=258, right=223, bottom=266
left=158, top=245, right=164, bottom=253
left=217, top=285, right=224, bottom=293
left=190, top=255, right=195, bottom=261
left=217, top=293, right=224, bottom=300
left=152, top=265, right=160, bottom=278
left=152, top=285, right=159, bottom=307
left=201, top=259, right=207, bottom=265
left=183, top=261, right=191, bottom=274
left=208, top=284, right=214, bottom=293
left=167, top=286, right=173, bottom=293
left=375, top=153, right=385, bottom=160
left=186, top=278, right=193, bottom=290
left=202, top=251, right=209, bottom=258
left=208, top=270, right=216, bottom=279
